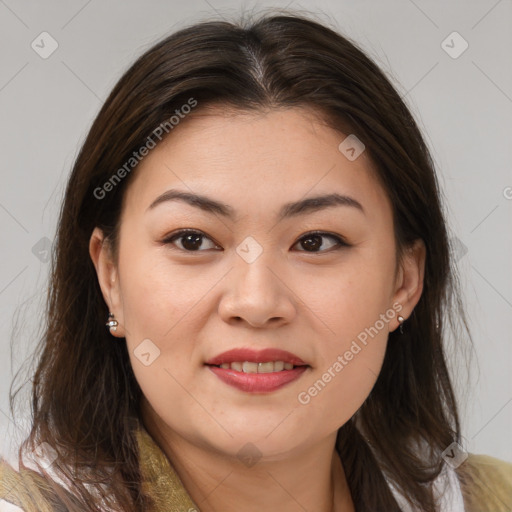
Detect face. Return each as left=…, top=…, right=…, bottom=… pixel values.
left=90, top=106, right=425, bottom=460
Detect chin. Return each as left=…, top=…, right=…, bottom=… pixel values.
left=204, top=434, right=307, bottom=464
left=192, top=417, right=313, bottom=459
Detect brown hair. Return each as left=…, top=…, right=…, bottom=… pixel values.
left=8, top=9, right=473, bottom=511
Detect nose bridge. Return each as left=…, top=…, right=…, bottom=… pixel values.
left=218, top=236, right=296, bottom=326
left=233, top=238, right=281, bottom=300
left=235, top=244, right=278, bottom=293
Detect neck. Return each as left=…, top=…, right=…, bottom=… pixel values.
left=141, top=407, right=355, bottom=512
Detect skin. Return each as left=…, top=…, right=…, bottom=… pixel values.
left=89, top=106, right=425, bottom=512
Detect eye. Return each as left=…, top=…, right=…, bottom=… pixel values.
left=292, top=231, right=349, bottom=253
left=162, top=229, right=349, bottom=253
left=162, top=229, right=221, bottom=252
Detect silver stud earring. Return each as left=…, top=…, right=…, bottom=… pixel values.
left=106, top=312, right=118, bottom=333
left=397, top=315, right=405, bottom=334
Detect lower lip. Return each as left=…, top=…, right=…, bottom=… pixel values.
left=207, top=365, right=308, bottom=393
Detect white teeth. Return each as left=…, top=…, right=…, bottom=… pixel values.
left=217, top=361, right=297, bottom=373
left=242, top=362, right=258, bottom=373
left=257, top=362, right=274, bottom=373
left=274, top=361, right=284, bottom=371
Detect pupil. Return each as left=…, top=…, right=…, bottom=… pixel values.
left=183, top=233, right=202, bottom=251
left=302, top=235, right=322, bottom=251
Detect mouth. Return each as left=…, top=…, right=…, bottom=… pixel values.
left=204, top=348, right=310, bottom=393
left=206, top=361, right=305, bottom=373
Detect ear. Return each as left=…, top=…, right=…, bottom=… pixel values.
left=89, top=227, right=125, bottom=337
left=391, top=238, right=426, bottom=332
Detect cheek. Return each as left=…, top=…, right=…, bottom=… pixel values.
left=300, top=254, right=396, bottom=344
left=295, top=252, right=394, bottom=419
left=118, top=242, right=210, bottom=340
left=117, top=244, right=229, bottom=396
left=298, top=316, right=389, bottom=429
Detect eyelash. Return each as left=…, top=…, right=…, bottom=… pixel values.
left=161, top=229, right=350, bottom=253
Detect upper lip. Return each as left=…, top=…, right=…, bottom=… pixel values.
left=205, top=348, right=308, bottom=366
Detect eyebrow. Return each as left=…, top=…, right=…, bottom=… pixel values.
left=146, top=189, right=365, bottom=220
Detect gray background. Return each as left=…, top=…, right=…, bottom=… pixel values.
left=1, top=0, right=511, bottom=464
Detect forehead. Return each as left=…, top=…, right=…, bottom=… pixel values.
left=121, top=106, right=392, bottom=225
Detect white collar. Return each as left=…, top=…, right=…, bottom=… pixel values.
left=385, top=462, right=466, bottom=512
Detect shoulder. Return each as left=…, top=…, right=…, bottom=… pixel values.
left=0, top=457, right=33, bottom=512
left=0, top=457, right=69, bottom=512
left=455, top=452, right=512, bottom=512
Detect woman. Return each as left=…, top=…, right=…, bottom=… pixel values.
left=1, top=10, right=511, bottom=512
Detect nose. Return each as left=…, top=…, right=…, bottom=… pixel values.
left=218, top=252, right=297, bottom=329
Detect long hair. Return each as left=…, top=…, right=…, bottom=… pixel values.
left=8, top=10, right=473, bottom=511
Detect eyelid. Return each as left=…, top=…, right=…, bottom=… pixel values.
left=297, top=230, right=350, bottom=247
left=292, top=231, right=350, bottom=254
left=162, top=229, right=350, bottom=253
left=162, top=229, right=221, bottom=250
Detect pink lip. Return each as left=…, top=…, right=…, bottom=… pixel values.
left=205, top=348, right=309, bottom=393
left=208, top=365, right=309, bottom=393
left=205, top=348, right=307, bottom=366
